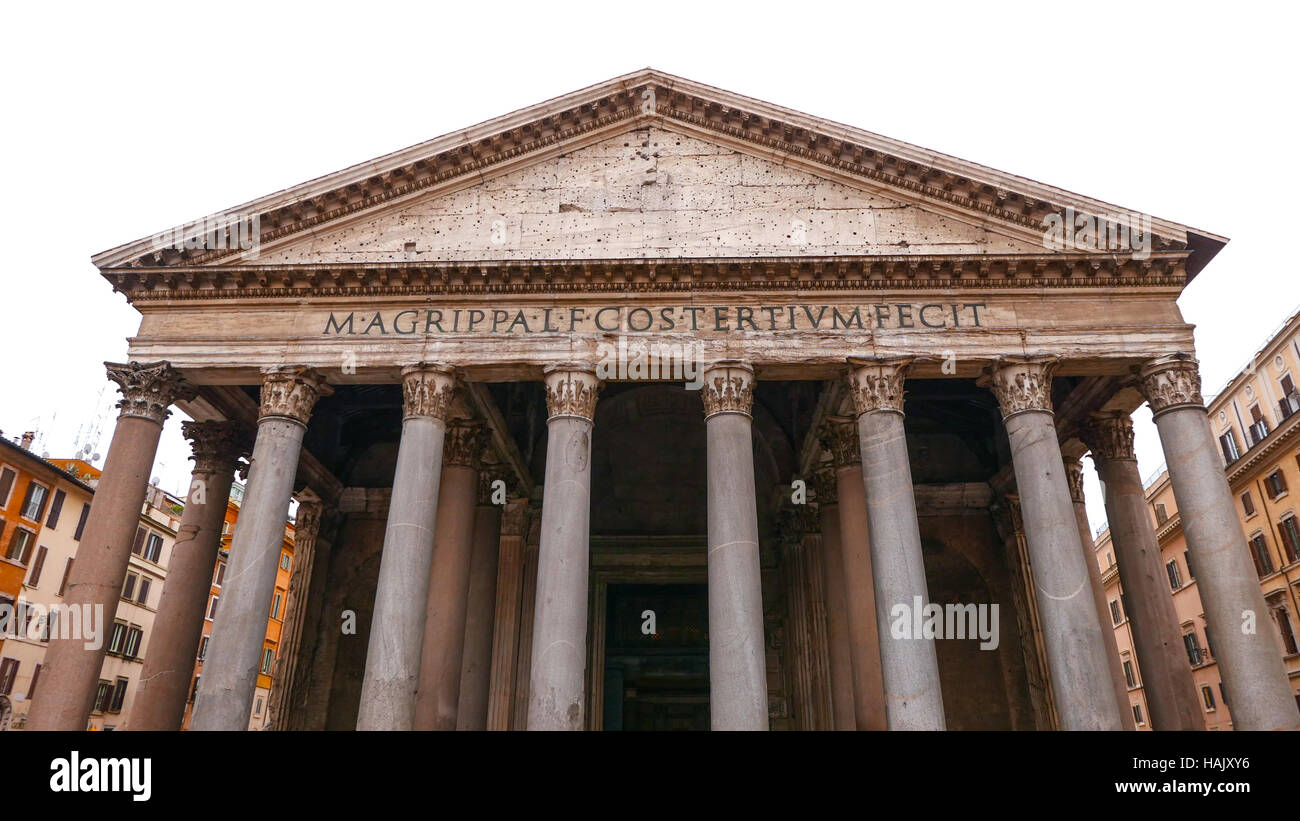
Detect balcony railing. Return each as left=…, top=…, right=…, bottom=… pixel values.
left=1279, top=392, right=1300, bottom=421
left=1249, top=419, right=1270, bottom=446
left=1187, top=647, right=1211, bottom=667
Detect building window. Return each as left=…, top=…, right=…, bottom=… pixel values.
left=1123, top=659, right=1137, bottom=689
left=1201, top=685, right=1216, bottom=711
left=122, top=573, right=137, bottom=601
left=141, top=533, right=163, bottom=564
left=254, top=696, right=264, bottom=715
left=45, top=489, right=66, bottom=529
left=197, top=635, right=209, bottom=660
left=1106, top=552, right=1114, bottom=567
left=1109, top=599, right=1122, bottom=625
left=27, top=663, right=41, bottom=700
left=92, top=679, right=112, bottom=713
left=73, top=503, right=91, bottom=540
left=1166, top=559, right=1183, bottom=591
left=123, top=625, right=143, bottom=659
left=1266, top=470, right=1288, bottom=499
left=1220, top=681, right=1230, bottom=706
left=1205, top=626, right=1216, bottom=657
left=280, top=552, right=291, bottom=571
left=1280, top=373, right=1299, bottom=418
left=107, top=621, right=127, bottom=655
left=5, top=527, right=36, bottom=564
left=136, top=577, right=151, bottom=606
left=189, top=675, right=200, bottom=703
left=1242, top=491, right=1256, bottom=517
left=1279, top=517, right=1300, bottom=565
left=1154, top=503, right=1168, bottom=525
left=1249, top=405, right=1271, bottom=445
left=1271, top=604, right=1300, bottom=656
left=20, top=482, right=50, bottom=522
left=1183, top=631, right=1205, bottom=666
left=0, top=467, right=16, bottom=507
left=271, top=591, right=282, bottom=620
left=1249, top=533, right=1275, bottom=577
left=1132, top=703, right=1145, bottom=726
left=261, top=648, right=275, bottom=675
left=206, top=596, right=219, bottom=620
left=26, top=545, right=48, bottom=587
left=108, top=678, right=128, bottom=713
left=213, top=561, right=225, bottom=587
left=0, top=658, right=18, bottom=695
left=1184, top=550, right=1195, bottom=580
left=1219, top=430, right=1241, bottom=463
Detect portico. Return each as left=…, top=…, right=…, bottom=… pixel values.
left=36, top=69, right=1298, bottom=731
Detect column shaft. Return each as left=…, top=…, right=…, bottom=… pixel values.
left=526, top=366, right=600, bottom=730
left=458, top=497, right=503, bottom=730
left=1140, top=355, right=1300, bottom=730
left=486, top=500, right=528, bottom=731
left=27, top=361, right=193, bottom=731
left=987, top=358, right=1121, bottom=730
left=849, top=358, right=945, bottom=730
left=702, top=362, right=769, bottom=731
left=129, top=422, right=245, bottom=730
left=816, top=492, right=857, bottom=730
left=192, top=366, right=327, bottom=731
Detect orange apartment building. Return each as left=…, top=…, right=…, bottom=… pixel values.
left=1095, top=307, right=1300, bottom=729
left=182, top=479, right=296, bottom=730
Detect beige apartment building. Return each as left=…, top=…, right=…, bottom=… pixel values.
left=0, top=442, right=181, bottom=730
left=1095, top=307, right=1300, bottom=729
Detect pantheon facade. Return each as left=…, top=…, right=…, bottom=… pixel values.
left=28, top=70, right=1300, bottom=731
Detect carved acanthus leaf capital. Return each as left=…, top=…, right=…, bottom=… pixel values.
left=1062, top=457, right=1086, bottom=503
left=401, top=363, right=459, bottom=420
left=983, top=356, right=1057, bottom=418
left=813, top=464, right=838, bottom=505
left=182, top=420, right=251, bottom=475
left=701, top=361, right=754, bottom=419
left=819, top=414, right=860, bottom=466
left=1137, top=354, right=1204, bottom=417
left=259, top=366, right=330, bottom=425
left=1082, top=411, right=1136, bottom=462
left=444, top=420, right=487, bottom=468
left=847, top=357, right=910, bottom=416
left=107, top=361, right=197, bottom=424
left=543, top=365, right=601, bottom=421
left=294, top=489, right=325, bottom=547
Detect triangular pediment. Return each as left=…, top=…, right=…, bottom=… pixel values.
left=94, top=68, right=1226, bottom=286
left=248, top=126, right=1046, bottom=265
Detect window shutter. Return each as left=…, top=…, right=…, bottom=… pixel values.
left=28, top=546, right=48, bottom=587
left=137, top=577, right=151, bottom=605
left=131, top=527, right=146, bottom=555
left=73, top=503, right=90, bottom=540
left=45, top=490, right=65, bottom=529
left=1242, top=492, right=1255, bottom=516
left=0, top=468, right=15, bottom=504
left=1284, top=374, right=1296, bottom=396
left=27, top=663, right=41, bottom=699
left=57, top=558, right=73, bottom=596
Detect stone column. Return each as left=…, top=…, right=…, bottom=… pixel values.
left=1082, top=414, right=1202, bottom=730
left=847, top=357, right=944, bottom=731
left=413, top=420, right=487, bottom=731
left=27, top=361, right=195, bottom=731
left=266, top=490, right=325, bottom=730
left=129, top=421, right=247, bottom=731
left=456, top=469, right=505, bottom=730
left=1063, top=454, right=1136, bottom=731
left=984, top=357, right=1122, bottom=731
left=823, top=415, right=888, bottom=731
left=1138, top=354, right=1300, bottom=730
left=701, top=361, right=769, bottom=731
left=814, top=466, right=857, bottom=730
left=191, top=366, right=329, bottom=731
left=486, top=499, right=528, bottom=731
left=526, top=365, right=601, bottom=731
left=355, top=365, right=456, bottom=730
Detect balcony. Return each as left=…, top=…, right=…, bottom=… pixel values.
left=1279, top=392, right=1300, bottom=421
left=1248, top=419, right=1271, bottom=447
left=1186, top=647, right=1211, bottom=667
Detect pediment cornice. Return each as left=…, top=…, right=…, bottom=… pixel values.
left=92, top=69, right=1225, bottom=282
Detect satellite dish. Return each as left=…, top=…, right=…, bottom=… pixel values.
left=92, top=453, right=101, bottom=462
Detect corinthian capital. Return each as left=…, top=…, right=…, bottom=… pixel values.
left=259, top=366, right=331, bottom=425
left=107, top=361, right=197, bottom=424
left=444, top=420, right=488, bottom=468
left=294, top=488, right=325, bottom=546
left=401, top=363, right=459, bottom=421
left=1137, top=354, right=1203, bottom=417
left=700, top=361, right=754, bottom=419
left=182, top=420, right=251, bottom=474
left=813, top=464, right=838, bottom=505
left=847, top=357, right=910, bottom=416
left=1062, top=456, right=1086, bottom=503
left=983, top=356, right=1057, bottom=419
left=819, top=414, right=860, bottom=467
left=543, top=365, right=601, bottom=421
left=1081, top=411, right=1136, bottom=462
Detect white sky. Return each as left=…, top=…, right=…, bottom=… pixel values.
left=1, top=1, right=1295, bottom=535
